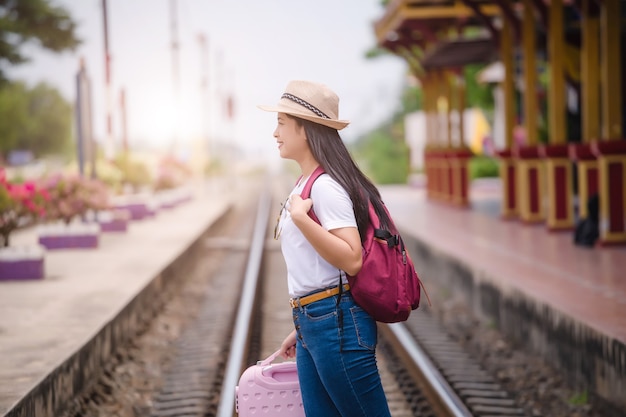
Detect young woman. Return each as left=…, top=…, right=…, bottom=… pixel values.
left=259, top=80, right=392, bottom=417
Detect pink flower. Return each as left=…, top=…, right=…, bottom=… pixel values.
left=0, top=174, right=50, bottom=247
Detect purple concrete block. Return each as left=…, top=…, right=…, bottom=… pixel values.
left=146, top=206, right=157, bottom=217
left=117, top=203, right=150, bottom=220
left=38, top=235, right=99, bottom=250
left=0, top=258, right=44, bottom=280
left=100, top=219, right=128, bottom=233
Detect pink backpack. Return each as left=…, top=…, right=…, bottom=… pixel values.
left=300, top=166, right=429, bottom=323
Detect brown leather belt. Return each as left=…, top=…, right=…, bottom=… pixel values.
left=289, top=284, right=350, bottom=308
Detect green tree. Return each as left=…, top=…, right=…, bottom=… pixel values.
left=400, top=83, right=423, bottom=114
left=23, top=82, right=73, bottom=156
left=0, top=81, right=28, bottom=155
left=464, top=64, right=495, bottom=110
left=0, top=0, right=80, bottom=83
left=353, top=126, right=411, bottom=185
left=0, top=81, right=72, bottom=158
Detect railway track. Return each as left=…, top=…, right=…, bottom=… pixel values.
left=57, top=181, right=529, bottom=417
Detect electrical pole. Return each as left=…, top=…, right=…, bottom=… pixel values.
left=216, top=49, right=223, bottom=149
left=120, top=88, right=128, bottom=154
left=102, top=0, right=114, bottom=160
left=170, top=0, right=180, bottom=154
left=197, top=33, right=210, bottom=163
left=76, top=58, right=93, bottom=178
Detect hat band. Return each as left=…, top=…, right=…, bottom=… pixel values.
left=281, top=93, right=330, bottom=119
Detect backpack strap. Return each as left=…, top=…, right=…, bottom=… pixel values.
left=299, top=165, right=345, bottom=341
left=299, top=165, right=326, bottom=224
left=374, top=228, right=400, bottom=248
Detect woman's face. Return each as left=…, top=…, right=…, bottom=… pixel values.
left=273, top=113, right=308, bottom=161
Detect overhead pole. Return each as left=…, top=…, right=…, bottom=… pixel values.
left=120, top=88, right=128, bottom=154
left=216, top=49, right=223, bottom=146
left=197, top=33, right=210, bottom=163
left=102, top=0, right=114, bottom=160
left=76, top=58, right=94, bottom=178
left=170, top=0, right=180, bottom=154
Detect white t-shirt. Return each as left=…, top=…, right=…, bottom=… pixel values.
left=279, top=173, right=356, bottom=297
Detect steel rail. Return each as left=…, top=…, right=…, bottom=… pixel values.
left=383, top=322, right=474, bottom=417
left=216, top=188, right=272, bottom=417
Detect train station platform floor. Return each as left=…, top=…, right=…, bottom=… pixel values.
left=0, top=180, right=234, bottom=417
left=381, top=177, right=626, bottom=408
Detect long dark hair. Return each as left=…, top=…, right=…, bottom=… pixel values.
left=289, top=115, right=392, bottom=240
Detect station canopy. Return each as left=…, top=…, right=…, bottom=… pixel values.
left=374, top=0, right=504, bottom=70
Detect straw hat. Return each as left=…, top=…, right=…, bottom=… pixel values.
left=258, top=80, right=350, bottom=130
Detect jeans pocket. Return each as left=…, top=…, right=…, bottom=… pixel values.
left=350, top=305, right=377, bottom=350
left=303, top=300, right=337, bottom=321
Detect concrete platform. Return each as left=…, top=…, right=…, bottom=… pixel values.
left=0, top=181, right=233, bottom=417
left=381, top=180, right=626, bottom=410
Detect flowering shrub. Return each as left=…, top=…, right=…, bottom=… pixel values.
left=65, top=159, right=124, bottom=193
left=153, top=170, right=179, bottom=191
left=0, top=168, right=48, bottom=247
left=114, top=154, right=152, bottom=192
left=40, top=174, right=110, bottom=225
left=154, top=156, right=192, bottom=191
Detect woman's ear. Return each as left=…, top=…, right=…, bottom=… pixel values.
left=299, top=125, right=308, bottom=140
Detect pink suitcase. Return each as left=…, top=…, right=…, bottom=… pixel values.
left=236, top=350, right=304, bottom=416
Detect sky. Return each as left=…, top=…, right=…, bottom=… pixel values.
left=9, top=0, right=408, bottom=163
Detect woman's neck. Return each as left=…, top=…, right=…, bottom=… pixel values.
left=298, top=157, right=320, bottom=179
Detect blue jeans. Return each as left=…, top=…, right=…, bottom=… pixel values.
left=292, top=291, right=391, bottom=417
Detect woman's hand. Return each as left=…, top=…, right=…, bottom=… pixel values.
left=279, top=329, right=297, bottom=359
left=287, top=194, right=312, bottom=222
left=289, top=195, right=362, bottom=276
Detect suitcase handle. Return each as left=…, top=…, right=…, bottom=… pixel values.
left=258, top=350, right=298, bottom=383
left=258, top=349, right=282, bottom=366
left=261, top=362, right=297, bottom=381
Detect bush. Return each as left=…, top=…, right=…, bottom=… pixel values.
left=0, top=168, right=48, bottom=247
left=353, top=130, right=411, bottom=185
left=114, top=154, right=152, bottom=192
left=39, top=174, right=109, bottom=225
left=155, top=156, right=192, bottom=191
left=469, top=156, right=499, bottom=180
